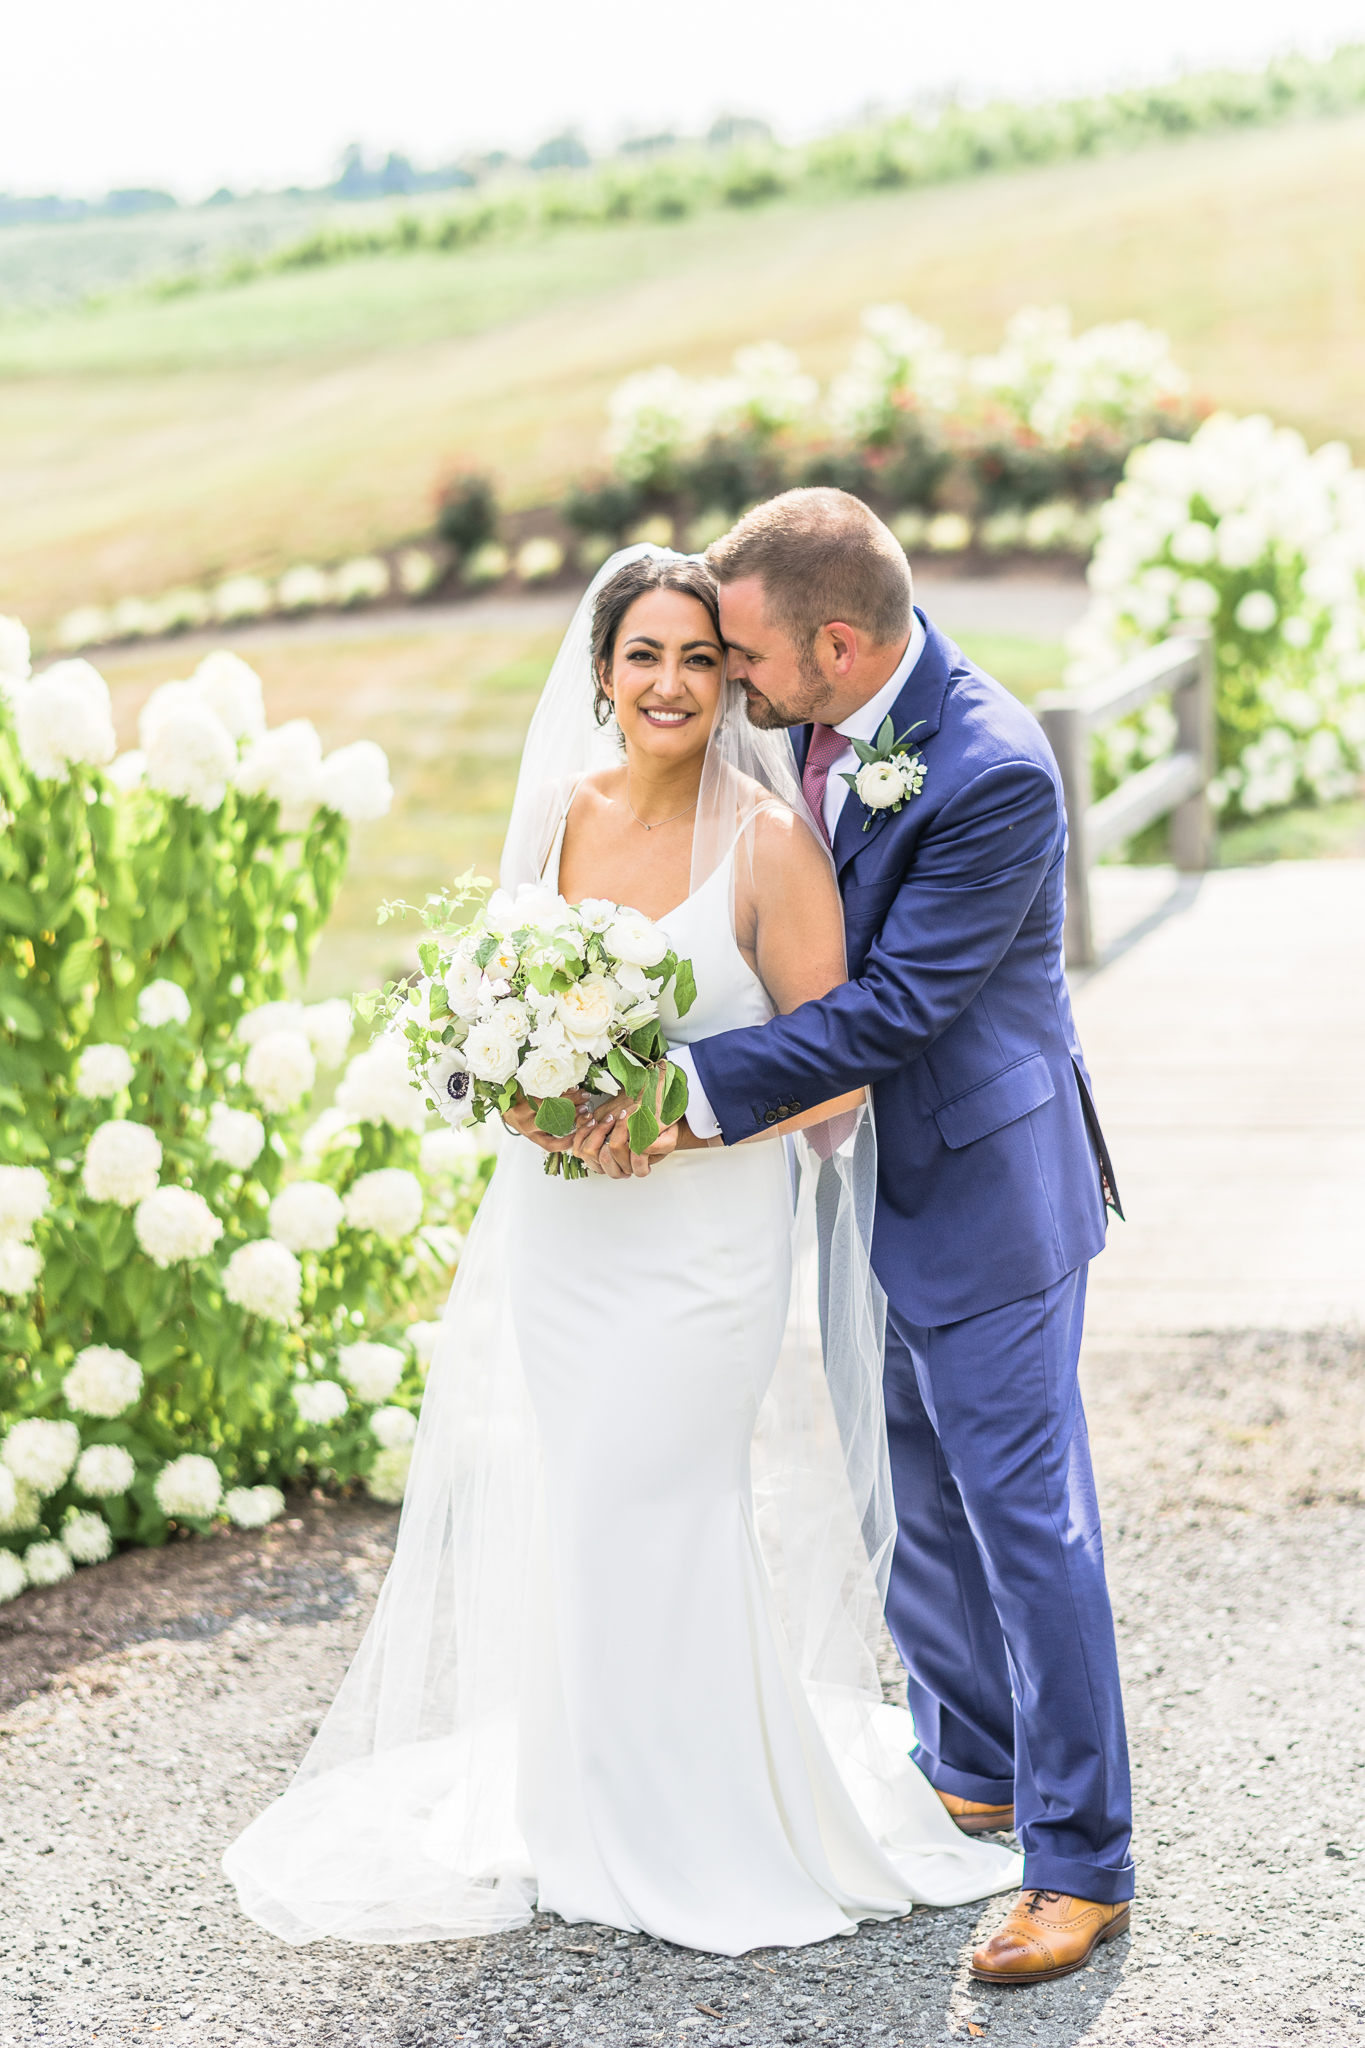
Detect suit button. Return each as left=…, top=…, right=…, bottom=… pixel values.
left=790, top=1102, right=801, bottom=1113
left=764, top=1109, right=779, bottom=1125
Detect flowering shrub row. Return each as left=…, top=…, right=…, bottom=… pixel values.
left=0, top=623, right=488, bottom=1598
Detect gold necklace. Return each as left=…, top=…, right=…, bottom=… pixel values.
left=624, top=770, right=699, bottom=832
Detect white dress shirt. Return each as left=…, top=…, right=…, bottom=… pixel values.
left=674, top=616, right=928, bottom=1141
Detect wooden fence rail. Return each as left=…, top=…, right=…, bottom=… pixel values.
left=1036, top=627, right=1216, bottom=967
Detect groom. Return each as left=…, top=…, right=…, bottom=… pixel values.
left=662, top=489, right=1134, bottom=1983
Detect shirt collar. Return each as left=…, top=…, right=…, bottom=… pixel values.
left=832, top=612, right=927, bottom=743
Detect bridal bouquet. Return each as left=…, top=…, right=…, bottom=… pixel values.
left=357, top=871, right=695, bottom=1179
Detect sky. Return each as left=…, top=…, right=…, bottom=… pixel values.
left=4, top=0, right=1363, bottom=201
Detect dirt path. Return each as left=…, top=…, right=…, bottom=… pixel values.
left=2, top=1328, right=1361, bottom=2047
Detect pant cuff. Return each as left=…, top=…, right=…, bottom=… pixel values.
left=1020, top=1849, right=1135, bottom=1904
left=911, top=1746, right=1014, bottom=1806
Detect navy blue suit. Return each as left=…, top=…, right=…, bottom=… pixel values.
left=691, top=612, right=1134, bottom=1901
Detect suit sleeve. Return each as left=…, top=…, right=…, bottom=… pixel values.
left=690, top=758, right=1060, bottom=1142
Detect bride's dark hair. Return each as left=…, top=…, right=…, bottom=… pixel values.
left=590, top=556, right=722, bottom=726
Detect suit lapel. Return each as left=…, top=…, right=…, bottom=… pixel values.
left=834, top=610, right=953, bottom=877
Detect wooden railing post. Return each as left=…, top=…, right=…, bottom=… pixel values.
left=1170, top=624, right=1216, bottom=872
left=1038, top=699, right=1094, bottom=968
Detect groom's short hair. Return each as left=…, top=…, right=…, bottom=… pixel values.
left=706, top=488, right=912, bottom=650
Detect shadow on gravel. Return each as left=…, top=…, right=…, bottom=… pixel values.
left=0, top=1494, right=398, bottom=1713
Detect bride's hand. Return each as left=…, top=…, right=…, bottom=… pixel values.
left=575, top=1107, right=681, bottom=1179
left=501, top=1088, right=586, bottom=1153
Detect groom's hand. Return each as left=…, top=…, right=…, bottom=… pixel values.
left=574, top=1111, right=681, bottom=1179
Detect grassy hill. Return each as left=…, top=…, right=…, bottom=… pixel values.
left=4, top=109, right=1365, bottom=634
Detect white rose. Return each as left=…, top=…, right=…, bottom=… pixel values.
left=143, top=699, right=237, bottom=812
left=236, top=999, right=306, bottom=1045
left=303, top=998, right=353, bottom=1069
left=0, top=1165, right=49, bottom=1240
left=0, top=1241, right=42, bottom=1298
left=517, top=1043, right=584, bottom=1100
left=134, top=1186, right=223, bottom=1267
left=154, top=1454, right=222, bottom=1521
left=444, top=954, right=484, bottom=1020
left=205, top=1104, right=266, bottom=1171
left=12, top=660, right=116, bottom=782
left=604, top=914, right=668, bottom=968
left=370, top=1405, right=417, bottom=1448
left=366, top=1444, right=412, bottom=1504
left=192, top=650, right=266, bottom=740
left=268, top=1180, right=345, bottom=1253
left=224, top=1484, right=285, bottom=1528
left=83, top=1120, right=163, bottom=1206
left=235, top=719, right=323, bottom=819
left=554, top=975, right=615, bottom=1050
left=0, top=1550, right=26, bottom=1603
left=137, top=979, right=192, bottom=1029
left=244, top=1028, right=316, bottom=1114
left=425, top=1048, right=475, bottom=1129
left=64, top=1344, right=143, bottom=1418
left=492, top=997, right=530, bottom=1044
left=316, top=740, right=393, bottom=822
left=464, top=1019, right=520, bottom=1086
left=75, top=1044, right=135, bottom=1100
left=405, top=1320, right=444, bottom=1368
left=24, top=1540, right=74, bottom=1587
left=339, top=1341, right=405, bottom=1404
left=575, top=897, right=618, bottom=932
left=343, top=1169, right=423, bottom=1239
left=854, top=759, right=907, bottom=810
left=223, top=1239, right=302, bottom=1322
left=62, top=1509, right=113, bottom=1564
left=294, top=1379, right=349, bottom=1426
left=2, top=1418, right=80, bottom=1495
left=335, top=1035, right=427, bottom=1133
left=74, top=1443, right=135, bottom=1498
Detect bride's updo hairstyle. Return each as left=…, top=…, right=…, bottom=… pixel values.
left=590, top=554, right=721, bottom=726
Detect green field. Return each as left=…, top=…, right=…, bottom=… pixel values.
left=4, top=111, right=1365, bottom=638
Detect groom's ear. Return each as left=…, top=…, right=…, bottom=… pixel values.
left=822, top=622, right=860, bottom=676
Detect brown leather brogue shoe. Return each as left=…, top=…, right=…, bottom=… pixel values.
left=935, top=1788, right=1015, bottom=1835
left=970, top=1889, right=1130, bottom=1984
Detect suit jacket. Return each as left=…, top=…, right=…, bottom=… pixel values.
left=690, top=611, right=1118, bottom=1327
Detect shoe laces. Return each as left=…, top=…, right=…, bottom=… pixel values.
left=1022, top=1889, right=1062, bottom=1916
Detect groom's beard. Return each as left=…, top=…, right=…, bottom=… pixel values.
left=739, top=651, right=835, bottom=731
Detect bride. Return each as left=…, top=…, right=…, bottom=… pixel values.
left=223, top=548, right=1021, bottom=1955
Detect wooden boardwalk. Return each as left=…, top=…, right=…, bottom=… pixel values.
left=1074, top=859, right=1365, bottom=1334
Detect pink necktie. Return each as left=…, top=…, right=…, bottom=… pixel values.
left=801, top=723, right=847, bottom=847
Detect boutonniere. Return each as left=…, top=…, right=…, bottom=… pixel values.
left=841, top=717, right=927, bottom=830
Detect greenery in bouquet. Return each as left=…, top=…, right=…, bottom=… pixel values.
left=0, top=622, right=476, bottom=1598
left=360, top=877, right=696, bottom=1181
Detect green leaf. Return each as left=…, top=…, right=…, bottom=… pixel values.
left=671, top=957, right=697, bottom=1019
left=533, top=1094, right=577, bottom=1138
left=850, top=738, right=880, bottom=766
left=0, top=985, right=41, bottom=1040
left=0, top=881, right=37, bottom=932
left=660, top=1060, right=689, bottom=1128
left=876, top=715, right=895, bottom=753
left=627, top=1100, right=660, bottom=1155
left=606, top=1046, right=647, bottom=1092
left=629, top=1024, right=663, bottom=1059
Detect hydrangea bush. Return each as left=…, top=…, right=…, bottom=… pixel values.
left=0, top=626, right=493, bottom=1597
left=1065, top=414, right=1365, bottom=818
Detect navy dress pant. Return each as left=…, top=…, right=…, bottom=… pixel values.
left=882, top=1265, right=1135, bottom=1902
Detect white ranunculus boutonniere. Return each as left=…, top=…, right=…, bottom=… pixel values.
left=842, top=717, right=928, bottom=830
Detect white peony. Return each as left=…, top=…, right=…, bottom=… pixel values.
left=224, top=1484, right=285, bottom=1528
left=268, top=1180, right=344, bottom=1253
left=237, top=999, right=306, bottom=1045
left=137, top=979, right=192, bottom=1029
left=518, top=1043, right=583, bottom=1099
left=554, top=975, right=615, bottom=1051
left=74, top=1443, right=135, bottom=1498
left=425, top=1048, right=475, bottom=1128
left=339, top=1341, right=405, bottom=1404
left=62, top=1509, right=113, bottom=1564
left=205, top=1103, right=266, bottom=1170
left=223, top=1239, right=302, bottom=1323
left=235, top=720, right=323, bottom=818
left=0, top=613, right=31, bottom=683
left=854, top=759, right=909, bottom=810
left=343, top=1169, right=423, bottom=1240
left=75, top=1044, right=135, bottom=1100
left=366, top=1444, right=412, bottom=1504
left=64, top=1344, right=143, bottom=1418
left=316, top=741, right=393, bottom=822
left=192, top=650, right=266, bottom=739
left=12, top=659, right=117, bottom=782
left=3, top=1417, right=80, bottom=1495
left=143, top=698, right=238, bottom=811
left=294, top=1378, right=349, bottom=1426
left=370, top=1404, right=417, bottom=1448
left=336, top=1035, right=427, bottom=1133
left=604, top=914, right=668, bottom=968
left=0, top=1549, right=26, bottom=1602
left=0, top=1241, right=42, bottom=1298
left=464, top=1019, right=520, bottom=1085
left=303, top=998, right=353, bottom=1069
left=154, top=1454, right=223, bottom=1521
left=24, top=1540, right=74, bottom=1586
left=244, top=1029, right=316, bottom=1114
left=0, top=1165, right=49, bottom=1241
left=134, top=1186, right=223, bottom=1267
left=406, top=1320, right=444, bottom=1368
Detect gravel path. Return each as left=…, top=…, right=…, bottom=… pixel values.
left=2, top=1329, right=1362, bottom=2048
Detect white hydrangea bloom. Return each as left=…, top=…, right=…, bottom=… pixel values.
left=62, top=1509, right=113, bottom=1564
left=0, top=1241, right=42, bottom=1298
left=335, top=1035, right=427, bottom=1134
left=235, top=720, right=323, bottom=819
left=333, top=556, right=390, bottom=605
left=107, top=750, right=147, bottom=792
left=370, top=1405, right=417, bottom=1449
left=154, top=1453, right=223, bottom=1520
left=0, top=1471, right=41, bottom=1532
left=244, top=1029, right=316, bottom=1115
left=64, top=1344, right=143, bottom=1418
left=343, top=1169, right=423, bottom=1240
left=75, top=1443, right=136, bottom=1497
left=74, top=1043, right=135, bottom=1100
left=24, top=1540, right=74, bottom=1587
left=0, top=1467, right=15, bottom=1523
left=137, top=979, right=192, bottom=1028
left=268, top=1180, right=344, bottom=1254
left=223, top=1239, right=302, bottom=1323
left=294, top=1378, right=349, bottom=1426
left=277, top=565, right=331, bottom=611
left=316, top=741, right=393, bottom=822
left=0, top=1549, right=26, bottom=1603
left=828, top=304, right=962, bottom=441
left=12, top=659, right=117, bottom=782
left=366, top=1444, right=412, bottom=1504
left=0, top=1165, right=49, bottom=1241
left=405, top=1320, right=444, bottom=1368
left=236, top=998, right=307, bottom=1045
left=214, top=575, right=272, bottom=622
left=143, top=698, right=238, bottom=811
left=706, top=341, right=818, bottom=441
left=970, top=306, right=1187, bottom=447
left=606, top=365, right=709, bottom=485
left=2, top=1417, right=80, bottom=1494
left=300, top=1107, right=360, bottom=1165
left=302, top=998, right=353, bottom=1069
left=338, top=1341, right=405, bottom=1404
left=224, top=1484, right=286, bottom=1528
left=0, top=613, right=32, bottom=685
left=205, top=1103, right=266, bottom=1171
left=419, top=1127, right=484, bottom=1177
left=192, top=650, right=266, bottom=740
left=134, top=1186, right=223, bottom=1267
